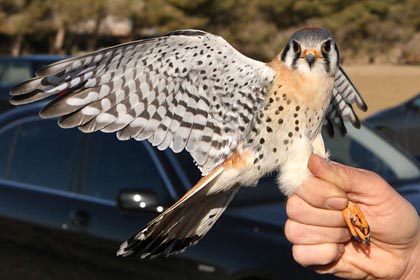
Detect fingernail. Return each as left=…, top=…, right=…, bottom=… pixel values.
left=326, top=197, right=348, bottom=210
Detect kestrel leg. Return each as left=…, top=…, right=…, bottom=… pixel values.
left=312, top=134, right=370, bottom=245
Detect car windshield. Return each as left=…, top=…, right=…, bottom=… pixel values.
left=175, top=122, right=420, bottom=206
left=0, top=60, right=32, bottom=87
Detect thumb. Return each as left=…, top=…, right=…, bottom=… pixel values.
left=308, top=154, right=378, bottom=195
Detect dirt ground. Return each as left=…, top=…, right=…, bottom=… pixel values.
left=343, top=64, right=420, bottom=119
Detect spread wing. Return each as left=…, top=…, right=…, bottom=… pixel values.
left=324, top=66, right=368, bottom=137
left=10, top=30, right=275, bottom=175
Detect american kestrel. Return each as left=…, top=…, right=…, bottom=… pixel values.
left=10, top=28, right=369, bottom=259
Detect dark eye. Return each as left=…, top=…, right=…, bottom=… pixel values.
left=292, top=41, right=301, bottom=53
left=322, top=40, right=331, bottom=53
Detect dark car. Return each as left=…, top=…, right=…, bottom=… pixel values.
left=1, top=103, right=420, bottom=280
left=366, top=93, right=420, bottom=161
left=0, top=55, right=66, bottom=112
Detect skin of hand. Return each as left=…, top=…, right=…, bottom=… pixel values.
left=285, top=154, right=420, bottom=279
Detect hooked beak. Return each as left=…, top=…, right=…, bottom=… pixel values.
left=303, top=49, right=322, bottom=68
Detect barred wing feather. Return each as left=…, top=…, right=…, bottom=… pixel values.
left=324, top=66, right=368, bottom=137
left=10, top=30, right=275, bottom=175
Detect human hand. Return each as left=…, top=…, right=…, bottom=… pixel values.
left=285, top=154, right=420, bottom=279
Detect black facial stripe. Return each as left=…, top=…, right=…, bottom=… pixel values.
left=335, top=43, right=340, bottom=64
left=324, top=52, right=330, bottom=73
left=291, top=50, right=300, bottom=69
left=281, top=43, right=290, bottom=62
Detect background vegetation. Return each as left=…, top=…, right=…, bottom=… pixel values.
left=1, top=0, right=420, bottom=64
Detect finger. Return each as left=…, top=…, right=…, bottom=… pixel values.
left=285, top=219, right=351, bottom=245
left=313, top=253, right=366, bottom=279
left=295, top=175, right=348, bottom=210
left=308, top=154, right=380, bottom=195
left=292, top=243, right=344, bottom=267
left=286, top=195, right=347, bottom=227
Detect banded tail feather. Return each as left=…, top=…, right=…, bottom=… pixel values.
left=117, top=166, right=239, bottom=259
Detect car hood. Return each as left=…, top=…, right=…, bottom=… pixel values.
left=226, top=202, right=287, bottom=228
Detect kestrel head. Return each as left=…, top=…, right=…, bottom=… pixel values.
left=280, top=28, right=339, bottom=76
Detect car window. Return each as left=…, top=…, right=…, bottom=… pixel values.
left=0, top=61, right=32, bottom=86
left=5, top=119, right=80, bottom=191
left=81, top=133, right=171, bottom=204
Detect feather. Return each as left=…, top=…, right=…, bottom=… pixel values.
left=117, top=166, right=238, bottom=259
left=9, top=29, right=275, bottom=175
left=324, top=66, right=368, bottom=136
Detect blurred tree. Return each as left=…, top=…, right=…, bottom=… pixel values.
left=0, top=0, right=47, bottom=56
left=1, top=0, right=420, bottom=63
left=45, top=0, right=110, bottom=54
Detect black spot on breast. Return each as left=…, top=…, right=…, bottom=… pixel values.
left=283, top=139, right=288, bottom=145
left=295, top=126, right=299, bottom=132
left=266, top=126, right=273, bottom=133
left=259, top=154, right=263, bottom=159
left=288, top=132, right=293, bottom=137
left=273, top=148, right=277, bottom=153
left=269, top=98, right=274, bottom=103
left=295, top=106, right=300, bottom=111
left=260, top=138, right=265, bottom=144
left=278, top=119, right=283, bottom=124
left=278, top=106, right=284, bottom=111
left=294, top=113, right=298, bottom=118
left=295, top=120, right=299, bottom=125
left=266, top=117, right=272, bottom=122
